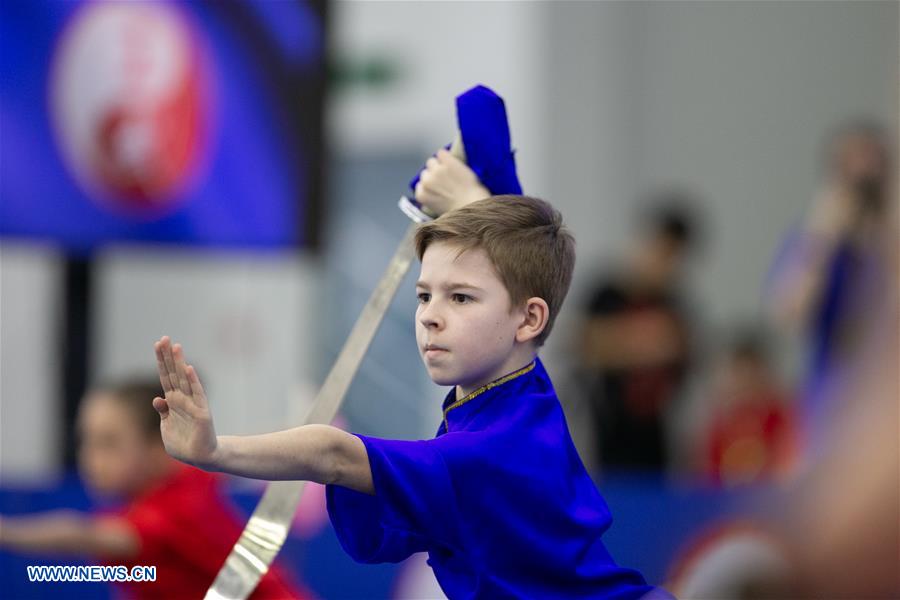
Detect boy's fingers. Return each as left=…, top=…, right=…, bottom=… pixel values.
left=438, top=148, right=463, bottom=168
left=154, top=342, right=175, bottom=393
left=172, top=344, right=193, bottom=397
left=415, top=181, right=429, bottom=202
left=160, top=338, right=181, bottom=394
left=425, top=156, right=439, bottom=170
left=185, top=365, right=207, bottom=407
left=152, top=396, right=169, bottom=418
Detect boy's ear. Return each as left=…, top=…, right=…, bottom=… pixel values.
left=516, top=297, right=549, bottom=344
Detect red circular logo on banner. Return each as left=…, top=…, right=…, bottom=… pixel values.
left=50, top=1, right=213, bottom=217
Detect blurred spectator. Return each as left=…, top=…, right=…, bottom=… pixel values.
left=577, top=193, right=701, bottom=472
left=0, top=377, right=310, bottom=599
left=700, top=329, right=795, bottom=488
left=784, top=275, right=898, bottom=598
left=675, top=247, right=898, bottom=598
left=766, top=119, right=894, bottom=459
left=672, top=121, right=899, bottom=598
left=764, top=119, right=899, bottom=598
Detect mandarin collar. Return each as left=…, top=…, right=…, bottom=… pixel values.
left=440, top=360, right=538, bottom=433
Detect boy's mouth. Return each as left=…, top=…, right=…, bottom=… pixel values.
left=423, top=344, right=449, bottom=358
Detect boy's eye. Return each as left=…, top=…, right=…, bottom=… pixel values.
left=451, top=293, right=472, bottom=304
left=416, top=292, right=431, bottom=304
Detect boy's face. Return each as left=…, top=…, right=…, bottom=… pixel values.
left=415, top=242, right=528, bottom=396
left=77, top=393, right=154, bottom=496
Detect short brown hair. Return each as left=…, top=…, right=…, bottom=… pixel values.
left=414, top=196, right=575, bottom=346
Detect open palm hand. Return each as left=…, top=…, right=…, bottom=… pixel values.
left=153, top=336, right=219, bottom=469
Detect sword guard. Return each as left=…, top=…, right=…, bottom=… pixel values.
left=398, top=195, right=435, bottom=224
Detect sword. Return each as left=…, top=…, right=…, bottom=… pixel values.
left=205, top=85, right=519, bottom=600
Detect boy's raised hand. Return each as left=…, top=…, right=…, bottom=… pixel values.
left=153, top=336, right=219, bottom=470
left=415, top=148, right=491, bottom=216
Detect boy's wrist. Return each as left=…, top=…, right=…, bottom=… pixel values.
left=207, top=435, right=231, bottom=472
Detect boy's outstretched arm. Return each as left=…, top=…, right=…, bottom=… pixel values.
left=153, top=337, right=374, bottom=494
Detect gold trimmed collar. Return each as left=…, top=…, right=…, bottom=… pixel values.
left=442, top=362, right=536, bottom=430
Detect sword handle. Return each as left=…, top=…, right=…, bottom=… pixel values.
left=398, top=133, right=466, bottom=223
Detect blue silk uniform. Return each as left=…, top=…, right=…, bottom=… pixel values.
left=326, top=359, right=657, bottom=599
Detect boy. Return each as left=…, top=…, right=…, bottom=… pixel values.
left=153, top=195, right=661, bottom=598
left=0, top=378, right=307, bottom=599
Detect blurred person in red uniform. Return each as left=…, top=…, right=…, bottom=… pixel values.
left=577, top=193, right=701, bottom=472
left=0, top=378, right=310, bottom=599
left=701, top=329, right=795, bottom=487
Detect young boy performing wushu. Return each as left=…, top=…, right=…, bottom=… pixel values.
left=153, top=195, right=665, bottom=599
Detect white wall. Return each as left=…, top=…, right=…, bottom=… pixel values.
left=91, top=247, right=321, bottom=438
left=330, top=0, right=550, bottom=195
left=540, top=0, right=899, bottom=376
left=631, top=1, right=899, bottom=327
left=0, top=244, right=63, bottom=481
left=0, top=245, right=321, bottom=478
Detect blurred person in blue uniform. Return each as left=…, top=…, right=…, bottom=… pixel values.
left=762, top=119, right=898, bottom=598
left=673, top=121, right=898, bottom=599
left=766, top=120, right=894, bottom=459
left=151, top=187, right=670, bottom=598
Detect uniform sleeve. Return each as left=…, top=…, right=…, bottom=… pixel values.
left=326, top=435, right=464, bottom=564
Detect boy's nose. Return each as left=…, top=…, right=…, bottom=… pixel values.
left=418, top=303, right=444, bottom=330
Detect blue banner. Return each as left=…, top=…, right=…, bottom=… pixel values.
left=0, top=0, right=324, bottom=252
